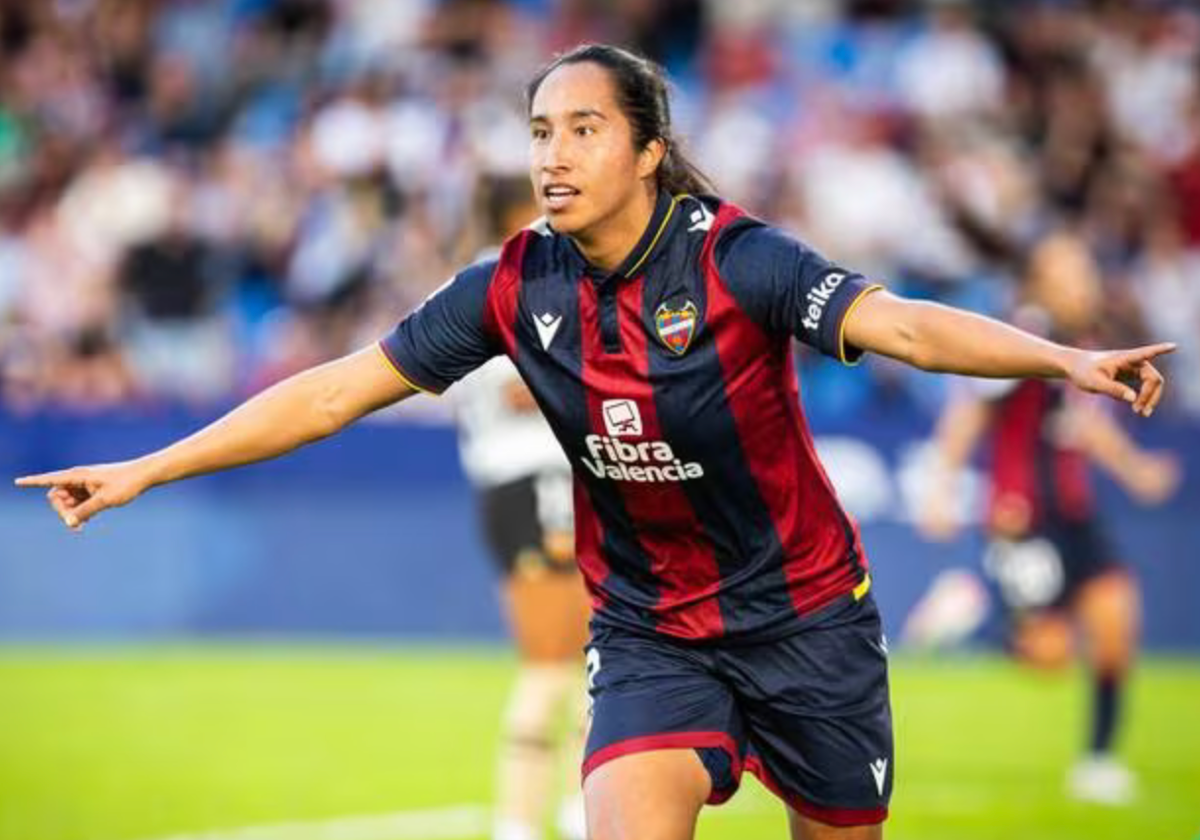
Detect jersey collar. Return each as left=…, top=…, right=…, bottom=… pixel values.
left=566, top=189, right=679, bottom=283
left=609, top=189, right=678, bottom=280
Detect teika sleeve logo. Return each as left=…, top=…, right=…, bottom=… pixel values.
left=801, top=271, right=846, bottom=332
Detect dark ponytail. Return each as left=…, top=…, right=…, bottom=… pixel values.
left=526, top=44, right=715, bottom=197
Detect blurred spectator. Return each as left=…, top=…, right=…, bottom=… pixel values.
left=1090, top=0, right=1198, bottom=163
left=0, top=0, right=1195, bottom=422
left=896, top=0, right=1005, bottom=122
left=1127, top=205, right=1200, bottom=413
left=117, top=172, right=236, bottom=405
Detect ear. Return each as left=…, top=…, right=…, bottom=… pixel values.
left=636, top=137, right=667, bottom=181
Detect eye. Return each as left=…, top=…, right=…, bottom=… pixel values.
left=575, top=125, right=596, bottom=137
left=531, top=126, right=549, bottom=141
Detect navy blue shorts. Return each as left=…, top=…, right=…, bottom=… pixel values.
left=582, top=593, right=892, bottom=826
left=478, top=472, right=575, bottom=576
left=984, top=517, right=1123, bottom=613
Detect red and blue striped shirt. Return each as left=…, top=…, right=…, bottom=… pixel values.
left=381, top=191, right=881, bottom=642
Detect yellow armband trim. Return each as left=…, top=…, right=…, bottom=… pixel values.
left=837, top=283, right=885, bottom=366
left=375, top=343, right=439, bottom=396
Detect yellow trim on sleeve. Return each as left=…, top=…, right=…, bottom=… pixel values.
left=624, top=196, right=678, bottom=278
left=837, top=283, right=885, bottom=366
left=852, top=573, right=872, bottom=601
left=375, top=342, right=439, bottom=396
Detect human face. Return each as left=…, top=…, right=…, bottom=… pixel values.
left=1028, top=232, right=1102, bottom=336
left=528, top=62, right=662, bottom=263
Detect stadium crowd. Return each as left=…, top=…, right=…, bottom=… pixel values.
left=1, top=0, right=1197, bottom=417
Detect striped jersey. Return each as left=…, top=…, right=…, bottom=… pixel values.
left=986, top=378, right=1096, bottom=529
left=381, top=191, right=881, bottom=642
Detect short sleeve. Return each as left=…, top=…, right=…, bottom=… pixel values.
left=715, top=221, right=883, bottom=364
left=378, top=259, right=499, bottom=394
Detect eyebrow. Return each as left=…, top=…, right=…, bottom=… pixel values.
left=529, top=108, right=609, bottom=124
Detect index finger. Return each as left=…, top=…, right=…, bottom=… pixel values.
left=14, top=470, right=83, bottom=488
left=1119, top=342, right=1177, bottom=365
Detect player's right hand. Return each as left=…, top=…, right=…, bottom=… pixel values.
left=13, top=461, right=152, bottom=531
left=915, top=470, right=962, bottom=542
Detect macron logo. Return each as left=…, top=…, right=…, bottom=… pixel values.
left=800, top=272, right=846, bottom=333
left=688, top=205, right=714, bottom=232
left=534, top=312, right=562, bottom=350
left=602, top=399, right=642, bottom=437
left=869, top=757, right=888, bottom=797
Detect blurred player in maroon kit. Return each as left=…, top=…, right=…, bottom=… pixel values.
left=918, top=230, right=1180, bottom=805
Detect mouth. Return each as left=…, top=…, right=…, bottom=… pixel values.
left=542, top=184, right=580, bottom=212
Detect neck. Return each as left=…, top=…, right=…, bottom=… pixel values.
left=571, top=181, right=658, bottom=272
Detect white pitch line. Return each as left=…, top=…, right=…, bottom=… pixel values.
left=123, top=793, right=775, bottom=840
left=125, top=805, right=491, bottom=840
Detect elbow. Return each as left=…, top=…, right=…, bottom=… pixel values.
left=861, top=295, right=936, bottom=370
left=312, top=379, right=352, bottom=439
left=889, top=318, right=930, bottom=370
left=901, top=302, right=951, bottom=372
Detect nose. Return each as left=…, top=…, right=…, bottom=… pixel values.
left=540, top=132, right=572, bottom=173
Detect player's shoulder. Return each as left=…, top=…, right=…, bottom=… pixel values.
left=700, top=207, right=812, bottom=275
left=451, top=251, right=501, bottom=294
left=671, top=193, right=754, bottom=239
left=674, top=193, right=720, bottom=231
left=494, top=217, right=581, bottom=284
left=661, top=194, right=758, bottom=269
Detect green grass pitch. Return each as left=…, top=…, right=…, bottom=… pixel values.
left=1, top=648, right=1197, bottom=840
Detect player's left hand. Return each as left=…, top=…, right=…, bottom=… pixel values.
left=1066, top=343, right=1174, bottom=417
left=1126, top=451, right=1182, bottom=505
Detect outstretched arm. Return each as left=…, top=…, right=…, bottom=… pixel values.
left=842, top=290, right=1172, bottom=417
left=15, top=346, right=415, bottom=530
left=1063, top=401, right=1181, bottom=504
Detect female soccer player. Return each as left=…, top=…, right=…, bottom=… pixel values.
left=917, top=229, right=1180, bottom=806
left=17, top=45, right=1173, bottom=840
left=455, top=177, right=590, bottom=840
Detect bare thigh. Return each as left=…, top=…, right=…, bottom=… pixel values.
left=788, top=808, right=884, bottom=840
left=584, top=749, right=711, bottom=840
left=503, top=570, right=591, bottom=662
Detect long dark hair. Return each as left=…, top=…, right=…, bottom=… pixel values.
left=526, top=44, right=715, bottom=197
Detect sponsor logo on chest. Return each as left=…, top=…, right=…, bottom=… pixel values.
left=602, top=399, right=642, bottom=436
left=582, top=400, right=704, bottom=483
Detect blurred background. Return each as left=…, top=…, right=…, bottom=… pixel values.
left=0, top=1, right=1197, bottom=839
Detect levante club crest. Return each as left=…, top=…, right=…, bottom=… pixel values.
left=654, top=299, right=699, bottom=355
